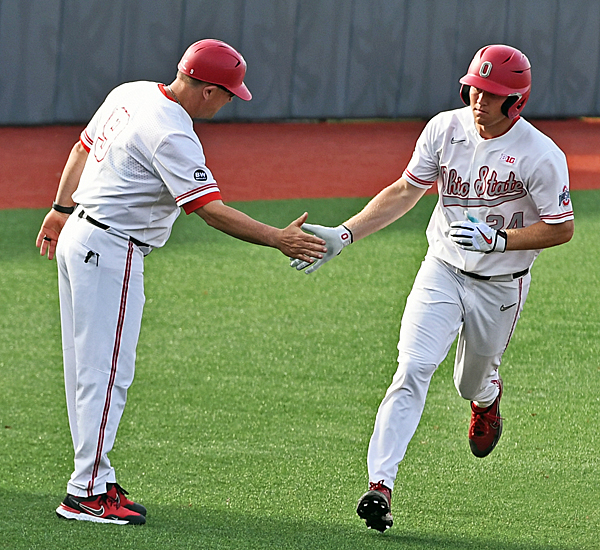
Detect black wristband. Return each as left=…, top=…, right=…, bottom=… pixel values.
left=52, top=202, right=75, bottom=215
left=496, top=229, right=508, bottom=253
left=341, top=224, right=354, bottom=243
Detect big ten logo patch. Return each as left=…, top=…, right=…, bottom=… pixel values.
left=500, top=153, right=516, bottom=165
left=194, top=169, right=208, bottom=182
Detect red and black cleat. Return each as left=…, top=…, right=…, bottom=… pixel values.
left=56, top=490, right=146, bottom=525
left=356, top=480, right=393, bottom=532
left=469, top=378, right=504, bottom=458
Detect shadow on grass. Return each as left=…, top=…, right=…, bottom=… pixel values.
left=0, top=489, right=578, bottom=550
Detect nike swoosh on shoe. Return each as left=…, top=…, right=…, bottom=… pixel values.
left=79, top=503, right=105, bottom=516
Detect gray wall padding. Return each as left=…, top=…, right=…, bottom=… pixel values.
left=1, top=0, right=599, bottom=124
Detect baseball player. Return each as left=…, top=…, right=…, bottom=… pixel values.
left=36, top=39, right=326, bottom=525
left=292, top=44, right=574, bottom=532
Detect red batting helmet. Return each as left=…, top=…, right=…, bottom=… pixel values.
left=178, top=39, right=252, bottom=101
left=459, top=44, right=531, bottom=119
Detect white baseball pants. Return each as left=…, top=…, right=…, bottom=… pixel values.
left=56, top=210, right=145, bottom=497
left=367, top=255, right=531, bottom=490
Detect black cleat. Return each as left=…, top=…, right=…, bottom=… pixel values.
left=356, top=480, right=393, bottom=532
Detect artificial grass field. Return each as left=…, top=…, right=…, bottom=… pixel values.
left=0, top=191, right=598, bottom=549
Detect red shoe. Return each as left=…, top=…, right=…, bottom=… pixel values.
left=107, top=483, right=147, bottom=517
left=469, top=378, right=503, bottom=458
left=56, top=491, right=146, bottom=525
left=356, top=480, right=393, bottom=532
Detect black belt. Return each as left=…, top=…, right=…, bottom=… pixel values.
left=459, top=267, right=529, bottom=281
left=78, top=210, right=149, bottom=248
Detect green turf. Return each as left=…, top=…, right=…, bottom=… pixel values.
left=1, top=192, right=598, bottom=549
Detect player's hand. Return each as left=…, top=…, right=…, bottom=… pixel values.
left=36, top=209, right=70, bottom=260
left=290, top=223, right=353, bottom=274
left=449, top=213, right=507, bottom=254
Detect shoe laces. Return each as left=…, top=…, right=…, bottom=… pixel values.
left=471, top=406, right=502, bottom=434
left=369, top=480, right=392, bottom=503
left=107, top=482, right=132, bottom=507
left=111, top=482, right=130, bottom=499
left=369, top=480, right=387, bottom=492
left=100, top=490, right=121, bottom=510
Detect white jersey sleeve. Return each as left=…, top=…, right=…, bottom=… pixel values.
left=403, top=120, right=439, bottom=190
left=152, top=130, right=219, bottom=209
left=526, top=148, right=573, bottom=224
left=402, top=107, right=573, bottom=276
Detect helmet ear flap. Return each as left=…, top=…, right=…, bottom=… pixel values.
left=460, top=84, right=470, bottom=106
left=501, top=96, right=519, bottom=119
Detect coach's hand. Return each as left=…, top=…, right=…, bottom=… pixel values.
left=449, top=213, right=507, bottom=254
left=290, top=224, right=353, bottom=274
left=36, top=209, right=70, bottom=260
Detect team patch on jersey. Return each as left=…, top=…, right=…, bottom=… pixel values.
left=559, top=186, right=570, bottom=206
left=194, top=169, right=208, bottom=182
left=499, top=153, right=516, bottom=164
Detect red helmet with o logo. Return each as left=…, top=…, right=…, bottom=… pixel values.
left=459, top=44, right=531, bottom=119
left=178, top=39, right=252, bottom=101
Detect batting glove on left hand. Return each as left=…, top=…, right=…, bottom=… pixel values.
left=290, top=224, right=353, bottom=274
left=449, top=213, right=507, bottom=254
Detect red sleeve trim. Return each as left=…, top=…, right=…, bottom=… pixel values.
left=403, top=169, right=435, bottom=188
left=182, top=191, right=222, bottom=214
left=540, top=211, right=574, bottom=223
left=176, top=183, right=219, bottom=202
left=80, top=132, right=92, bottom=153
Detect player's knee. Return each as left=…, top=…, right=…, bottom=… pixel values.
left=454, top=377, right=483, bottom=401
left=390, top=355, right=437, bottom=392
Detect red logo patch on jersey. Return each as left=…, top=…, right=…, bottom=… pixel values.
left=499, top=153, right=516, bottom=164
left=559, top=186, right=570, bottom=206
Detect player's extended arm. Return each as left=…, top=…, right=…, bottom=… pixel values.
left=293, top=177, right=427, bottom=273
left=194, top=200, right=326, bottom=262
left=36, top=141, right=89, bottom=260
left=344, top=178, right=426, bottom=241
left=344, top=176, right=427, bottom=241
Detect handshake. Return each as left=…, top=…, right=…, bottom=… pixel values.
left=290, top=224, right=353, bottom=274
left=292, top=213, right=507, bottom=275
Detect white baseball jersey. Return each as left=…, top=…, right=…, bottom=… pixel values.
left=403, top=106, right=574, bottom=276
left=75, top=81, right=222, bottom=248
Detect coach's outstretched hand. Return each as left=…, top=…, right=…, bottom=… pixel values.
left=291, top=223, right=353, bottom=274
left=276, top=213, right=329, bottom=261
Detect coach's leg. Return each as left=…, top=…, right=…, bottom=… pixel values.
left=367, top=258, right=464, bottom=490
left=63, top=225, right=145, bottom=497
left=56, top=217, right=79, bottom=451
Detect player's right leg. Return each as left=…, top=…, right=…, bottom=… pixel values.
left=359, top=257, right=464, bottom=531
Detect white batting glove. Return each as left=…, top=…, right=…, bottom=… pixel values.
left=449, top=213, right=507, bottom=254
left=290, top=224, right=353, bottom=274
